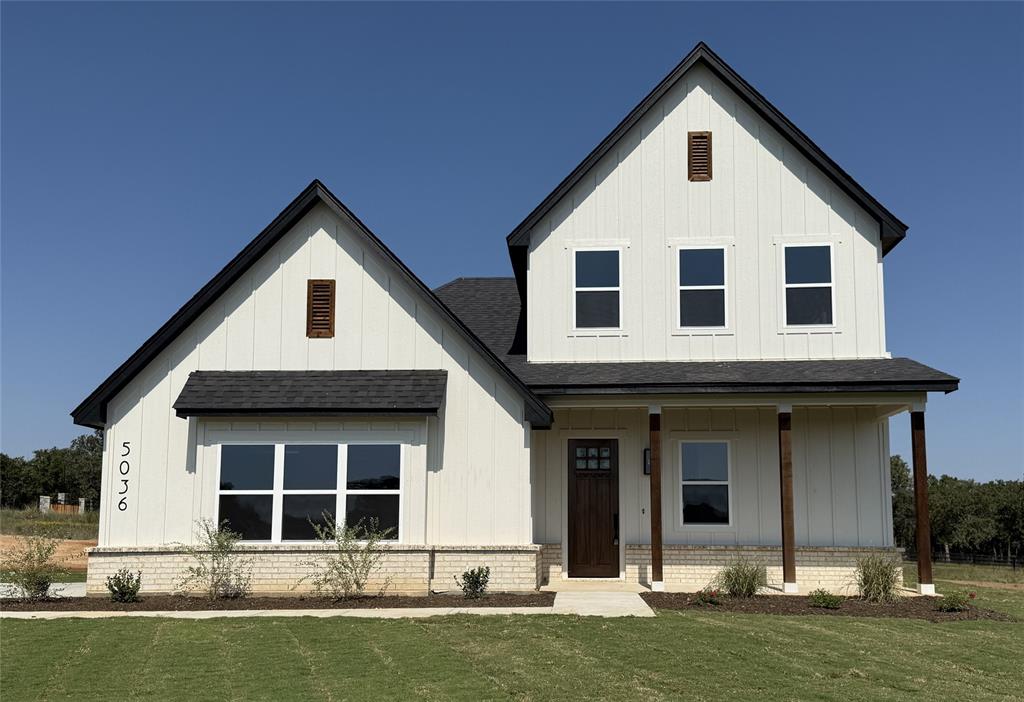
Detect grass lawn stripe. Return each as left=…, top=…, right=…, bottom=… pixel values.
left=38, top=624, right=99, bottom=702
left=218, top=619, right=321, bottom=701
left=0, top=619, right=87, bottom=701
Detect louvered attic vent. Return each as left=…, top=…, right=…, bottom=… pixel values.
left=688, top=131, right=712, bottom=181
left=306, top=279, right=336, bottom=338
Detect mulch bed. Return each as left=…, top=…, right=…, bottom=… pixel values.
left=1, top=592, right=555, bottom=612
left=640, top=592, right=1012, bottom=622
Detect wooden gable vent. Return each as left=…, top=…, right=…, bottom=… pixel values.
left=688, top=131, right=712, bottom=181
left=306, top=279, right=336, bottom=338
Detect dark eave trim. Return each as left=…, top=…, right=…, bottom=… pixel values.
left=174, top=408, right=440, bottom=420
left=72, top=181, right=553, bottom=430
left=505, top=42, right=908, bottom=255
left=531, top=380, right=959, bottom=396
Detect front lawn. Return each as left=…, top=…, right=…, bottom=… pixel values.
left=3, top=600, right=1022, bottom=700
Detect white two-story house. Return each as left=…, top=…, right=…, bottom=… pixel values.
left=74, top=43, right=956, bottom=595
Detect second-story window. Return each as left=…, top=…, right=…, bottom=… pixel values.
left=574, top=249, right=620, bottom=329
left=784, top=245, right=833, bottom=325
left=679, top=247, right=726, bottom=328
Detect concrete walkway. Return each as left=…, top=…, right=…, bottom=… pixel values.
left=2, top=590, right=655, bottom=620
left=552, top=591, right=655, bottom=617
left=0, top=582, right=86, bottom=599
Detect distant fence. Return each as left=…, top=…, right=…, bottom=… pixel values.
left=38, top=495, right=88, bottom=515
left=903, top=549, right=1020, bottom=571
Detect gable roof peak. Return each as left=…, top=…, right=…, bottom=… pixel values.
left=505, top=41, right=907, bottom=255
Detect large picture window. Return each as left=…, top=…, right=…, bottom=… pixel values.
left=680, top=441, right=730, bottom=526
left=784, top=245, right=833, bottom=326
left=574, top=249, right=621, bottom=329
left=217, top=442, right=402, bottom=542
left=678, top=247, right=726, bottom=328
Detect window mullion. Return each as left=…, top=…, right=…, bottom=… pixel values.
left=338, top=443, right=348, bottom=530
left=272, top=444, right=284, bottom=543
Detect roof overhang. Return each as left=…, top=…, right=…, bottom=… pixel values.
left=173, top=370, right=448, bottom=419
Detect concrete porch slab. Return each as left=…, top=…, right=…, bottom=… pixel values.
left=552, top=591, right=655, bottom=617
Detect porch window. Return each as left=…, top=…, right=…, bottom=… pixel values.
left=574, top=249, right=621, bottom=329
left=680, top=441, right=730, bottom=525
left=217, top=442, right=402, bottom=542
left=784, top=245, right=833, bottom=325
left=678, top=247, right=726, bottom=328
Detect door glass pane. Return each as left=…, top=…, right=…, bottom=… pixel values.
left=345, top=495, right=399, bottom=538
left=575, top=291, right=620, bottom=328
left=681, top=442, right=728, bottom=481
left=680, top=289, right=725, bottom=327
left=283, top=445, right=337, bottom=490
left=576, top=447, right=587, bottom=458
left=682, top=485, right=729, bottom=524
left=679, top=249, right=724, bottom=286
left=588, top=448, right=598, bottom=457
left=785, top=246, right=831, bottom=284
left=786, top=287, right=833, bottom=325
left=575, top=250, right=619, bottom=287
left=576, top=459, right=587, bottom=470
left=218, top=495, right=272, bottom=540
left=599, top=459, right=611, bottom=470
left=600, top=447, right=610, bottom=458
left=219, top=445, right=274, bottom=490
left=347, top=444, right=401, bottom=490
left=588, top=459, right=599, bottom=469
left=282, top=494, right=335, bottom=541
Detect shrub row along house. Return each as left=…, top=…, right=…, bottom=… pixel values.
left=73, top=43, right=957, bottom=596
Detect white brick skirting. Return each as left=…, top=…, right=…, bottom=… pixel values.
left=86, top=544, right=541, bottom=596
left=539, top=544, right=902, bottom=594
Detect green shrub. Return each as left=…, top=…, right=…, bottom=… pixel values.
left=0, top=530, right=70, bottom=600
left=714, top=558, right=766, bottom=598
left=454, top=566, right=490, bottom=598
left=693, top=587, right=721, bottom=606
left=106, top=568, right=142, bottom=603
left=855, top=554, right=902, bottom=603
left=295, top=514, right=393, bottom=600
left=176, top=520, right=253, bottom=599
left=807, top=588, right=842, bottom=609
left=935, top=590, right=975, bottom=612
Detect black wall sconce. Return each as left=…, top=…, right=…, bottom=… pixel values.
left=643, top=448, right=651, bottom=475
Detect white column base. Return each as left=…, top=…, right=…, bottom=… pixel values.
left=918, top=583, right=936, bottom=596
left=783, top=582, right=799, bottom=594
left=651, top=581, right=665, bottom=592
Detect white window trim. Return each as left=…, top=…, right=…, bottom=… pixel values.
left=678, top=439, right=733, bottom=529
left=782, top=242, right=836, bottom=330
left=572, top=246, right=623, bottom=332
left=215, top=440, right=404, bottom=544
left=676, top=245, right=729, bottom=331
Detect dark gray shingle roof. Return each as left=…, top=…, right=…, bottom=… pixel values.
left=173, top=370, right=448, bottom=418
left=434, top=278, right=959, bottom=395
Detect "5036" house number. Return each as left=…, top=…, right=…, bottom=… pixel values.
left=118, top=441, right=131, bottom=511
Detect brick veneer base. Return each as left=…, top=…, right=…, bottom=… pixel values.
left=86, top=545, right=541, bottom=596
left=539, top=544, right=902, bottom=594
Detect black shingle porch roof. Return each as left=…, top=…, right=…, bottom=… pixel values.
left=173, top=370, right=447, bottom=419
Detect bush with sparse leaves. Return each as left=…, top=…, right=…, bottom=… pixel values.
left=807, top=588, right=843, bottom=609
left=106, top=568, right=142, bottom=603
left=856, top=553, right=902, bottom=603
left=176, top=519, right=252, bottom=599
left=0, top=528, right=70, bottom=600
left=295, top=514, right=393, bottom=600
left=935, top=590, right=975, bottom=612
left=714, top=558, right=766, bottom=598
left=454, top=566, right=490, bottom=598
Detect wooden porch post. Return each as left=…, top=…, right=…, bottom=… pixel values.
left=777, top=406, right=797, bottom=593
left=649, top=407, right=664, bottom=591
left=911, top=410, right=935, bottom=594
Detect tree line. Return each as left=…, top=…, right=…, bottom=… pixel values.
left=1, top=431, right=103, bottom=509
left=891, top=455, right=1024, bottom=563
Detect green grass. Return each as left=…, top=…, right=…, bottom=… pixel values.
left=903, top=562, right=1024, bottom=620
left=0, top=507, right=99, bottom=540
left=904, top=561, right=1024, bottom=585
left=3, top=606, right=1022, bottom=701
left=0, top=570, right=86, bottom=583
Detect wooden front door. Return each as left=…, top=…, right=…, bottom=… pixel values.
left=567, top=439, right=619, bottom=577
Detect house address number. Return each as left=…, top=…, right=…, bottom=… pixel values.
left=118, top=441, right=131, bottom=511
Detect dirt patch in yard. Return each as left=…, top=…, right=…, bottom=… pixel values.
left=640, top=592, right=1012, bottom=622
left=0, top=591, right=555, bottom=612
left=0, top=536, right=95, bottom=572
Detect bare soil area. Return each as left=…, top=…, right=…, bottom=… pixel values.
left=0, top=536, right=95, bottom=572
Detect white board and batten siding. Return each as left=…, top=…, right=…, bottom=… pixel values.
left=99, top=203, right=532, bottom=548
left=526, top=64, right=888, bottom=363
left=531, top=407, right=893, bottom=550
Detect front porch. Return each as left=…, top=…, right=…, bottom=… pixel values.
left=530, top=395, right=937, bottom=595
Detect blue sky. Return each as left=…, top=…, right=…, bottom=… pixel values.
left=2, top=2, right=1021, bottom=480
